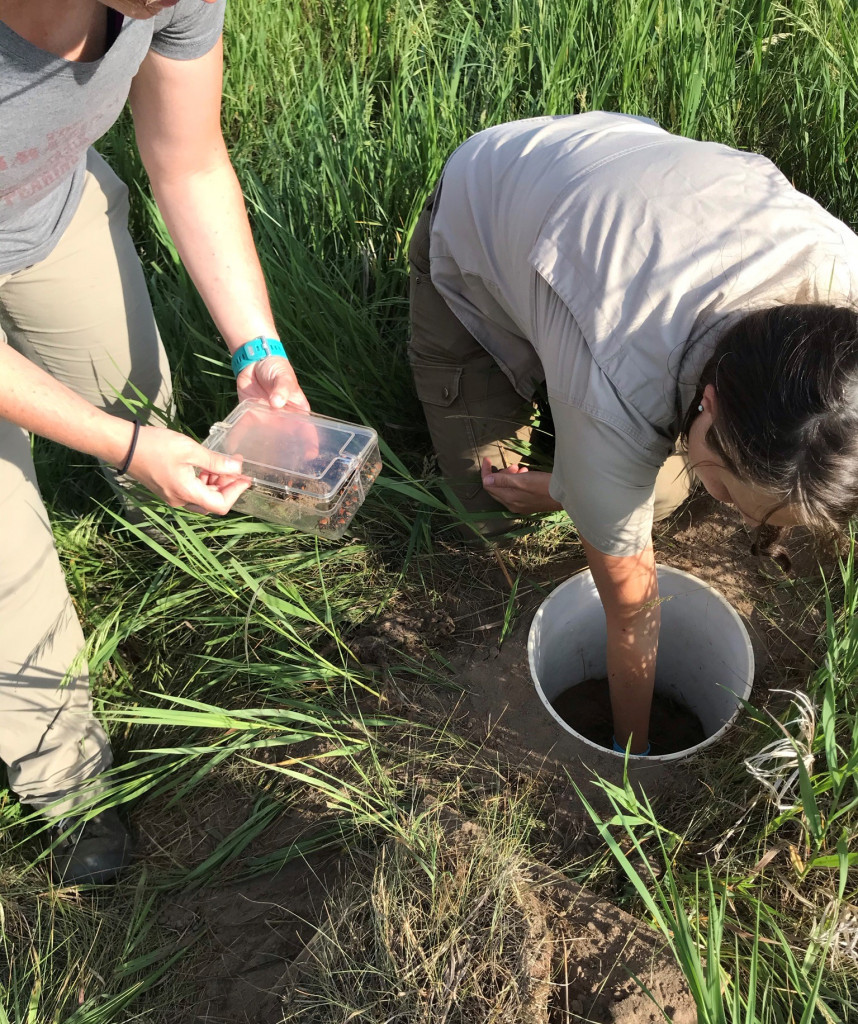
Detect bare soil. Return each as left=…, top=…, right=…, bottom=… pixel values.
left=551, top=677, right=705, bottom=755
left=545, top=870, right=697, bottom=1024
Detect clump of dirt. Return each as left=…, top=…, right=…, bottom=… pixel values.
left=551, top=677, right=705, bottom=756
left=348, top=603, right=456, bottom=665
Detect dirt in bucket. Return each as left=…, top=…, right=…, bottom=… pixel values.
left=552, top=677, right=706, bottom=756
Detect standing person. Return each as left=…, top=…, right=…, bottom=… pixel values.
left=409, top=111, right=858, bottom=757
left=0, top=0, right=310, bottom=883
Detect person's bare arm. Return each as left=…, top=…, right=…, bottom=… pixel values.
left=129, top=41, right=308, bottom=412
left=0, top=345, right=249, bottom=513
left=481, top=457, right=658, bottom=751
left=582, top=538, right=659, bottom=754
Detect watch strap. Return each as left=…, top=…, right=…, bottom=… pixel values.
left=231, top=336, right=287, bottom=377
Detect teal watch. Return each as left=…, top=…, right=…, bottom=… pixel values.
left=231, top=336, right=287, bottom=376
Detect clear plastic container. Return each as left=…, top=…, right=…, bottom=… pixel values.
left=202, top=401, right=382, bottom=539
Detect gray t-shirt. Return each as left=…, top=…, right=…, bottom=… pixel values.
left=0, top=0, right=226, bottom=275
left=429, top=112, right=858, bottom=555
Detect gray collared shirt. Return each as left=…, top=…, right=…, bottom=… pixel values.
left=429, top=112, right=858, bottom=554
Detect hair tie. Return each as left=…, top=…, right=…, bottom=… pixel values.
left=117, top=419, right=141, bottom=476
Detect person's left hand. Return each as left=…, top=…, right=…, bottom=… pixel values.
left=236, top=355, right=311, bottom=412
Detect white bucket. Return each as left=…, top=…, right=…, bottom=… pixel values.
left=528, top=565, right=754, bottom=763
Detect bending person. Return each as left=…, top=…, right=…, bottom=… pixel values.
left=0, top=0, right=309, bottom=882
left=408, top=111, right=858, bottom=756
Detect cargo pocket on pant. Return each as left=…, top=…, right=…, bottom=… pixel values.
left=412, top=362, right=463, bottom=408
left=411, top=361, right=484, bottom=502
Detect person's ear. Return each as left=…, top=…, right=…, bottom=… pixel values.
left=701, top=383, right=719, bottom=419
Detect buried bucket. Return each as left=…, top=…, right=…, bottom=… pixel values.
left=528, top=565, right=754, bottom=763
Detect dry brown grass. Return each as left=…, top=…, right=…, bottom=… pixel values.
left=282, top=797, right=553, bottom=1024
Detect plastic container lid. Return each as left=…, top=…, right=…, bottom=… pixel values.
left=202, top=400, right=379, bottom=502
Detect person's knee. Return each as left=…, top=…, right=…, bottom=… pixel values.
left=653, top=451, right=695, bottom=521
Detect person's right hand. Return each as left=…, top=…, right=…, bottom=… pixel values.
left=236, top=355, right=311, bottom=413
left=126, top=425, right=251, bottom=514
left=481, top=456, right=563, bottom=515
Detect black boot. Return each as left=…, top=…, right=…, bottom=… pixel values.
left=50, top=808, right=133, bottom=885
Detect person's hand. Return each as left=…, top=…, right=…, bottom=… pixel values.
left=227, top=400, right=321, bottom=464
left=481, top=456, right=563, bottom=515
left=127, top=425, right=251, bottom=514
left=236, top=356, right=310, bottom=412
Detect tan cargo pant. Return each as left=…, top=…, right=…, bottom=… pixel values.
left=0, top=149, right=172, bottom=816
left=407, top=193, right=692, bottom=530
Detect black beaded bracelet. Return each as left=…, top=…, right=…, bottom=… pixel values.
left=117, top=419, right=141, bottom=476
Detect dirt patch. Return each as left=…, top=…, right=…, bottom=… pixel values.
left=133, top=774, right=343, bottom=1024
left=348, top=602, right=455, bottom=665
left=159, top=858, right=338, bottom=1024
left=552, top=678, right=705, bottom=756
left=545, top=870, right=696, bottom=1024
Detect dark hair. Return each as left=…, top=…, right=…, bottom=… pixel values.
left=680, top=303, right=858, bottom=539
